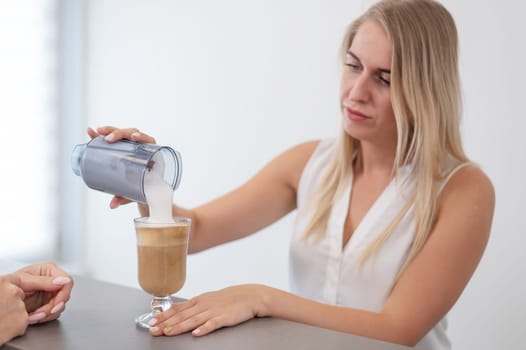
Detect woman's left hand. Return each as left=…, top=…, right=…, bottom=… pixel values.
left=149, top=284, right=269, bottom=337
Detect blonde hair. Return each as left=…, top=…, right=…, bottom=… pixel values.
left=302, top=0, right=468, bottom=277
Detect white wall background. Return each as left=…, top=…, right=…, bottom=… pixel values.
left=80, top=0, right=525, bottom=348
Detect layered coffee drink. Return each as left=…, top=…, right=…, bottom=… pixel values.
left=132, top=150, right=190, bottom=328
left=136, top=221, right=190, bottom=296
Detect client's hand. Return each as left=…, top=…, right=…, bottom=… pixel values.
left=13, top=262, right=74, bottom=325
left=0, top=274, right=28, bottom=345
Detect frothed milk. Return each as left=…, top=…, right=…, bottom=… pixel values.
left=144, top=152, right=174, bottom=223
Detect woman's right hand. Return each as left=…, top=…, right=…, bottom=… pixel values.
left=87, top=126, right=156, bottom=212
left=0, top=274, right=28, bottom=345
left=87, top=126, right=157, bottom=144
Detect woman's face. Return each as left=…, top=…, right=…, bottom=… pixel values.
left=340, top=20, right=397, bottom=147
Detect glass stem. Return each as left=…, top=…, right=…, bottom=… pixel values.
left=151, top=296, right=172, bottom=316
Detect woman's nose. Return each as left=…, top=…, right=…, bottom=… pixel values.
left=348, top=74, right=370, bottom=103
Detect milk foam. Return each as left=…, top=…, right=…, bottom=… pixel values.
left=143, top=152, right=175, bottom=223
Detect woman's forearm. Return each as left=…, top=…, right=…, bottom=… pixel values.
left=258, top=286, right=416, bottom=346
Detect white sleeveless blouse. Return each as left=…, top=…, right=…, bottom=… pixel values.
left=290, top=139, right=467, bottom=350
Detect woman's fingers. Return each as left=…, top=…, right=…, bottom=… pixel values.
left=87, top=126, right=157, bottom=144
left=94, top=126, right=117, bottom=136
left=109, top=195, right=132, bottom=209
left=149, top=299, right=200, bottom=336
left=191, top=317, right=226, bottom=336
left=151, top=309, right=211, bottom=337
left=149, top=299, right=196, bottom=325
left=102, top=127, right=156, bottom=144
left=86, top=127, right=99, bottom=138
left=148, top=286, right=263, bottom=338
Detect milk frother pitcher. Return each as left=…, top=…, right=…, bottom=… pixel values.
left=71, top=136, right=182, bottom=203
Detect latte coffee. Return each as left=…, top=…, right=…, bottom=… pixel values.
left=135, top=221, right=190, bottom=296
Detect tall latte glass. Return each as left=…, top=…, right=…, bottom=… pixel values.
left=134, top=216, right=191, bottom=329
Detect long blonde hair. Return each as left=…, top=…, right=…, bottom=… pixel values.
left=302, top=0, right=468, bottom=276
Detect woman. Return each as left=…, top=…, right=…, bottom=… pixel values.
left=90, top=0, right=495, bottom=348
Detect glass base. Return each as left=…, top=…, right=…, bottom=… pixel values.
left=135, top=312, right=157, bottom=329
left=135, top=296, right=173, bottom=329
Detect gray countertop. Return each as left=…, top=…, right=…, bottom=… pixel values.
left=4, top=276, right=411, bottom=350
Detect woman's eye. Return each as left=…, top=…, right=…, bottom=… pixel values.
left=378, top=76, right=390, bottom=86
left=345, top=63, right=362, bottom=72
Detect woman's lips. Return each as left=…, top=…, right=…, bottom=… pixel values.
left=345, top=107, right=370, bottom=121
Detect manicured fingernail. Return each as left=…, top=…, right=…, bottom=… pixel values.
left=28, top=312, right=46, bottom=324
left=131, top=132, right=140, bottom=138
left=148, top=318, right=157, bottom=326
left=163, top=326, right=173, bottom=334
left=150, top=326, right=159, bottom=333
left=105, top=134, right=115, bottom=142
left=52, top=276, right=71, bottom=285
left=192, top=328, right=201, bottom=336
left=51, top=301, right=64, bottom=314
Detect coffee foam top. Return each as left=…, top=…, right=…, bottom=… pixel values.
left=135, top=221, right=188, bottom=228
left=136, top=225, right=189, bottom=246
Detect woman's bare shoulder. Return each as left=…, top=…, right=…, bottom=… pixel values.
left=441, top=165, right=495, bottom=205
left=437, top=164, right=495, bottom=241
left=274, top=139, right=322, bottom=166
left=269, top=139, right=323, bottom=190
left=286, top=139, right=321, bottom=156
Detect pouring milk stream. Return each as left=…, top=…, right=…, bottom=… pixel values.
left=143, top=152, right=176, bottom=223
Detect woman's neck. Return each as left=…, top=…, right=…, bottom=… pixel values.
left=353, top=142, right=396, bottom=179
